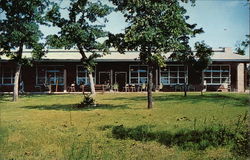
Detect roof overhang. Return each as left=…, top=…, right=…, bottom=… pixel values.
left=0, top=48, right=249, bottom=63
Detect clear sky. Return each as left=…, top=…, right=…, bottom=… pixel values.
left=184, top=0, right=249, bottom=54
left=40, top=0, right=249, bottom=54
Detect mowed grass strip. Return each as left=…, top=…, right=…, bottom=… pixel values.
left=0, top=92, right=249, bottom=160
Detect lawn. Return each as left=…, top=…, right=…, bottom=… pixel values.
left=0, top=92, right=249, bottom=160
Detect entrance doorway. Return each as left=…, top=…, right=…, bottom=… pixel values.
left=115, top=72, right=127, bottom=91
left=99, top=72, right=111, bottom=85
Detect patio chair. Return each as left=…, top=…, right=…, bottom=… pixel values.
left=158, top=83, right=163, bottom=91
left=80, top=84, right=85, bottom=93
left=202, top=84, right=207, bottom=93
left=69, top=82, right=76, bottom=92
left=141, top=83, right=147, bottom=92
left=123, top=84, right=129, bottom=92
left=221, top=83, right=230, bottom=92
left=130, top=84, right=136, bottom=92
left=113, top=83, right=119, bottom=92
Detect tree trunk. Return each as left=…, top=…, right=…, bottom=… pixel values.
left=77, top=44, right=96, bottom=95
left=184, top=81, right=187, bottom=97
left=13, top=63, right=22, bottom=102
left=13, top=45, right=23, bottom=102
left=88, top=72, right=95, bottom=95
left=147, top=65, right=153, bottom=109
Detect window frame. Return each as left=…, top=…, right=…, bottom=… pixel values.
left=0, top=66, right=15, bottom=85
left=36, top=65, right=65, bottom=86
left=129, top=65, right=148, bottom=84
left=159, top=65, right=188, bottom=85
left=203, top=64, right=231, bottom=85
left=76, top=65, right=96, bottom=85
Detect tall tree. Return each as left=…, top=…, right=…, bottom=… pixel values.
left=109, top=0, right=203, bottom=109
left=0, top=0, right=48, bottom=101
left=46, top=0, right=112, bottom=95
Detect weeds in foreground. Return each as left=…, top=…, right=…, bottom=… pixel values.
left=111, top=112, right=249, bottom=158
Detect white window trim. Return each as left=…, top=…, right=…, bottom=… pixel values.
left=159, top=64, right=188, bottom=85
left=1, top=67, right=15, bottom=85
left=76, top=65, right=96, bottom=85
left=129, top=65, right=148, bottom=84
left=36, top=65, right=64, bottom=85
left=203, top=64, right=231, bottom=85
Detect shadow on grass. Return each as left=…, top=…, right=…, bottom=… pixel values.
left=21, top=103, right=130, bottom=111
left=0, top=95, right=12, bottom=103
left=0, top=94, right=66, bottom=103
left=110, top=124, right=248, bottom=157
left=104, top=93, right=249, bottom=107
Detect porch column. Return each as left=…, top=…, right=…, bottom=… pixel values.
left=64, top=69, right=67, bottom=92
left=110, top=69, right=113, bottom=85
left=237, top=63, right=244, bottom=92
left=110, top=69, right=113, bottom=92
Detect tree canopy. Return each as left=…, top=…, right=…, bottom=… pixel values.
left=0, top=0, right=48, bottom=61
left=46, top=0, right=112, bottom=71
left=0, top=0, right=49, bottom=101
left=46, top=0, right=112, bottom=94
left=108, top=0, right=209, bottom=108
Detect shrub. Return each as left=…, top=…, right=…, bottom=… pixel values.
left=112, top=125, right=129, bottom=139
left=128, top=125, right=154, bottom=141
left=112, top=125, right=155, bottom=141
left=156, top=131, right=173, bottom=146
left=76, top=94, right=95, bottom=108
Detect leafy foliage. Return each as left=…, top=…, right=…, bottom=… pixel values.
left=108, top=0, right=207, bottom=108
left=76, top=94, right=95, bottom=108
left=0, top=0, right=48, bottom=62
left=235, top=35, right=250, bottom=55
left=109, top=0, right=203, bottom=67
left=192, top=42, right=213, bottom=72
left=0, top=0, right=49, bottom=101
left=46, top=0, right=112, bottom=71
left=46, top=0, right=112, bottom=95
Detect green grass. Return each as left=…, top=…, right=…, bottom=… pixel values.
left=0, top=92, right=249, bottom=160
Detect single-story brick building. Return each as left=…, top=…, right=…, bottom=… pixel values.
left=0, top=47, right=249, bottom=93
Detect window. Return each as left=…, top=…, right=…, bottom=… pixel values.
left=203, top=65, right=230, bottom=85
left=160, top=65, right=188, bottom=85
left=0, top=66, right=15, bottom=85
left=36, top=66, right=64, bottom=85
left=76, top=66, right=95, bottom=85
left=129, top=65, right=148, bottom=84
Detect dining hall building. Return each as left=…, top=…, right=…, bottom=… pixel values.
left=0, top=47, right=249, bottom=93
